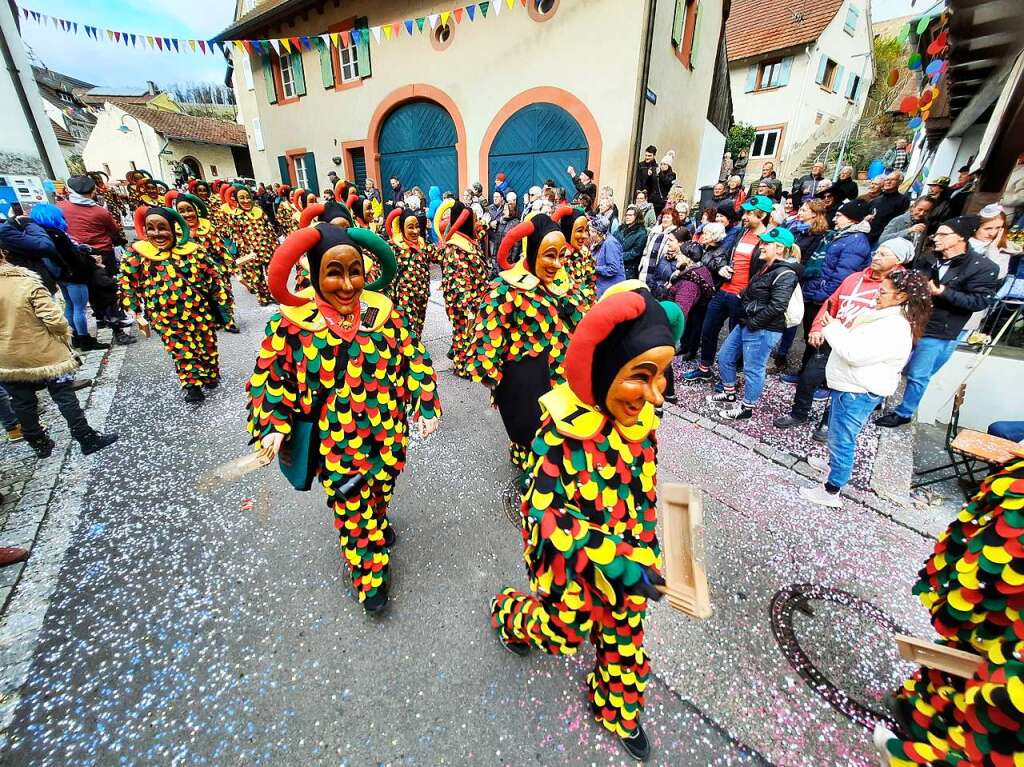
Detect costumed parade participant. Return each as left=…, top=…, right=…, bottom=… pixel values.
left=246, top=224, right=441, bottom=612
left=875, top=458, right=1024, bottom=767
left=87, top=171, right=127, bottom=220
left=349, top=196, right=380, bottom=235
left=119, top=207, right=229, bottom=403
left=385, top=208, right=432, bottom=340
left=229, top=186, right=277, bottom=306
left=435, top=199, right=489, bottom=377
left=171, top=191, right=239, bottom=333
left=489, top=285, right=684, bottom=762
left=275, top=186, right=297, bottom=237
left=466, top=207, right=584, bottom=471
left=124, top=170, right=154, bottom=210
left=560, top=206, right=597, bottom=308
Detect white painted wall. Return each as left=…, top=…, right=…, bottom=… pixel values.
left=695, top=120, right=726, bottom=197
left=82, top=105, right=165, bottom=181
left=918, top=350, right=1024, bottom=430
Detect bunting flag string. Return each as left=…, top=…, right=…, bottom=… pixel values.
left=13, top=0, right=527, bottom=59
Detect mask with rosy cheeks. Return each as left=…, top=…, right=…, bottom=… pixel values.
left=176, top=203, right=199, bottom=229
left=143, top=182, right=158, bottom=198
left=318, top=245, right=364, bottom=315
left=532, top=230, right=566, bottom=287
left=145, top=215, right=174, bottom=250
left=402, top=216, right=420, bottom=243
left=237, top=191, right=254, bottom=211
left=604, top=346, right=675, bottom=426
left=570, top=217, right=589, bottom=249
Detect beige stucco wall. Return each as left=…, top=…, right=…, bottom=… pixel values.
left=163, top=140, right=239, bottom=181
left=234, top=0, right=665, bottom=205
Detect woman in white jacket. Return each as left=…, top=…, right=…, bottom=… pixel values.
left=800, top=270, right=933, bottom=507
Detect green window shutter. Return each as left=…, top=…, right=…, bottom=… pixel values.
left=292, top=52, right=306, bottom=97
left=745, top=64, right=757, bottom=92
left=778, top=56, right=794, bottom=86
left=304, top=152, right=319, bottom=195
left=355, top=18, right=372, bottom=78
left=278, top=155, right=290, bottom=184
left=690, top=3, right=702, bottom=64
left=671, top=0, right=685, bottom=48
left=315, top=38, right=335, bottom=88
left=262, top=54, right=278, bottom=104
left=815, top=54, right=828, bottom=84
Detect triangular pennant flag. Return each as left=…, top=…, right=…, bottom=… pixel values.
left=58, top=19, right=65, bottom=31
left=466, top=5, right=476, bottom=21
left=371, top=26, right=382, bottom=43
left=131, top=33, right=138, bottom=46
left=416, top=16, right=426, bottom=31
left=383, top=24, right=392, bottom=40
left=479, top=2, right=489, bottom=17
left=155, top=36, right=163, bottom=49
left=198, top=39, right=206, bottom=53
left=506, top=0, right=515, bottom=9
left=280, top=37, right=291, bottom=53
left=428, top=13, right=440, bottom=28
left=521, top=0, right=528, bottom=6
left=122, top=32, right=130, bottom=46
left=290, top=36, right=301, bottom=50
left=392, top=22, right=401, bottom=37
left=300, top=35, right=311, bottom=50
left=189, top=39, right=197, bottom=51
left=242, top=40, right=254, bottom=55
left=404, top=19, right=414, bottom=35
left=320, top=33, right=331, bottom=47
left=269, top=38, right=281, bottom=55
left=441, top=11, right=451, bottom=25
left=330, top=32, right=340, bottom=46
left=147, top=34, right=155, bottom=47
left=171, top=38, right=179, bottom=52
left=106, top=29, right=114, bottom=41
left=22, top=7, right=28, bottom=19
left=454, top=8, right=464, bottom=23
left=350, top=29, right=361, bottom=45
left=493, top=1, right=501, bottom=16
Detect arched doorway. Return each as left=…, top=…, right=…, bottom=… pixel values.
left=486, top=103, right=588, bottom=200
left=180, top=156, right=203, bottom=179
left=378, top=100, right=458, bottom=196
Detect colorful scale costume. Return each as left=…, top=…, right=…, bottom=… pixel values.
left=491, top=288, right=683, bottom=752
left=119, top=206, right=227, bottom=390
left=435, top=199, right=490, bottom=377
left=229, top=187, right=277, bottom=305
left=246, top=225, right=440, bottom=609
left=560, top=208, right=597, bottom=310
left=386, top=209, right=433, bottom=340
left=171, top=192, right=238, bottom=332
left=881, top=459, right=1024, bottom=766
left=467, top=209, right=583, bottom=469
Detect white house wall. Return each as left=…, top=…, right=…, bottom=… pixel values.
left=82, top=105, right=165, bottom=181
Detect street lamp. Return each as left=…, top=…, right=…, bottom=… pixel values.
left=117, top=113, right=154, bottom=175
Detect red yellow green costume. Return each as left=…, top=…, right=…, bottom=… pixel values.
left=880, top=459, right=1024, bottom=766
left=246, top=225, right=441, bottom=609
left=561, top=208, right=597, bottom=309
left=434, top=199, right=489, bottom=377
left=385, top=209, right=433, bottom=340
left=228, top=188, right=276, bottom=305
left=119, top=207, right=227, bottom=389
left=490, top=288, right=683, bottom=752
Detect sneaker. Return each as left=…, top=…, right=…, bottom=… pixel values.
left=113, top=330, right=137, bottom=346
left=5, top=425, right=23, bottom=442
left=719, top=405, right=753, bottom=421
left=781, top=373, right=801, bottom=384
left=812, top=424, right=829, bottom=443
left=79, top=335, right=110, bottom=351
left=70, top=378, right=93, bottom=392
left=682, top=367, right=712, bottom=383
left=799, top=484, right=842, bottom=508
left=875, top=412, right=911, bottom=428
left=813, top=388, right=831, bottom=401
left=662, top=392, right=678, bottom=405
left=79, top=431, right=119, bottom=456
left=619, top=725, right=651, bottom=762
left=705, top=391, right=736, bottom=405
left=773, top=415, right=807, bottom=429
left=203, top=380, right=220, bottom=390
left=806, top=455, right=830, bottom=474
left=184, top=386, right=205, bottom=404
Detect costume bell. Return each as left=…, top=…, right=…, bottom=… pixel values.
left=877, top=459, right=1024, bottom=767
left=170, top=191, right=239, bottom=332
left=119, top=207, right=228, bottom=403
left=229, top=186, right=277, bottom=305
left=490, top=286, right=684, bottom=762
left=466, top=207, right=583, bottom=469
left=385, top=208, right=433, bottom=340
left=560, top=207, right=597, bottom=308
left=434, top=199, right=489, bottom=377
left=246, top=225, right=441, bottom=612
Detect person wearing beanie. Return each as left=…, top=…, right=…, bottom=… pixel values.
left=466, top=208, right=585, bottom=470
left=434, top=198, right=490, bottom=377
left=867, top=171, right=910, bottom=243
left=119, top=207, right=230, bottom=403
left=656, top=150, right=677, bottom=210
left=384, top=207, right=434, bottom=339
left=489, top=285, right=683, bottom=763
left=248, top=224, right=440, bottom=613
left=172, top=192, right=239, bottom=333
left=228, top=186, right=277, bottom=306
left=559, top=206, right=597, bottom=307
left=589, top=215, right=626, bottom=296
left=566, top=165, right=598, bottom=211
left=714, top=200, right=744, bottom=252
left=494, top=172, right=510, bottom=197
left=876, top=217, right=1000, bottom=427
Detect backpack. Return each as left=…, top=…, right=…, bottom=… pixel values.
left=773, top=269, right=804, bottom=328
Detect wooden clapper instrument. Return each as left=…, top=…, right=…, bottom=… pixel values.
left=894, top=634, right=982, bottom=679
left=657, top=483, right=712, bottom=619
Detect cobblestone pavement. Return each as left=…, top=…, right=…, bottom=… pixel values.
left=0, top=276, right=956, bottom=766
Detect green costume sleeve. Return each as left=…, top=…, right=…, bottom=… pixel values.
left=396, top=315, right=441, bottom=422
left=246, top=314, right=302, bottom=441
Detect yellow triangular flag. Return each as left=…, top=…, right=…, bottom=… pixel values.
left=506, top=0, right=515, bottom=8
left=329, top=32, right=339, bottom=46
left=106, top=29, right=114, bottom=40
left=280, top=37, right=291, bottom=53
left=383, top=24, right=392, bottom=40
left=441, top=11, right=451, bottom=25
left=147, top=35, right=155, bottom=48
left=188, top=39, right=196, bottom=51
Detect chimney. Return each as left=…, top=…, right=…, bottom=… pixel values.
left=146, top=80, right=158, bottom=95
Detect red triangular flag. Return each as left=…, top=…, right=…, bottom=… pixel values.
left=242, top=39, right=254, bottom=55
left=454, top=8, right=464, bottom=23
left=290, top=36, right=301, bottom=50
left=155, top=37, right=163, bottom=50
left=198, top=39, right=206, bottom=53
left=340, top=30, right=351, bottom=47
left=114, top=31, right=121, bottom=42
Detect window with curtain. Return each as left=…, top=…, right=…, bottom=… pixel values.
left=293, top=156, right=308, bottom=189
left=340, top=40, right=359, bottom=82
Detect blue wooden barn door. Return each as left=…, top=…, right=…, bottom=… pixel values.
left=379, top=101, right=458, bottom=196
left=487, top=103, right=589, bottom=200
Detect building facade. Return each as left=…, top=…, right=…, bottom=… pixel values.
left=727, top=0, right=873, bottom=180
left=219, top=0, right=727, bottom=204
left=32, top=67, right=96, bottom=159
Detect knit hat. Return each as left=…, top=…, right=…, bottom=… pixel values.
left=660, top=150, right=675, bottom=168
left=66, top=175, right=95, bottom=195
left=741, top=195, right=774, bottom=213
left=878, top=238, right=915, bottom=264
left=943, top=215, right=980, bottom=241
left=837, top=198, right=871, bottom=222
left=716, top=201, right=741, bottom=223
left=495, top=172, right=506, bottom=182
left=590, top=216, right=610, bottom=236
left=979, top=203, right=1005, bottom=220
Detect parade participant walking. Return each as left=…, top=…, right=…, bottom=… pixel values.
left=0, top=252, right=118, bottom=458
left=799, top=270, right=932, bottom=507
left=120, top=207, right=229, bottom=403
left=229, top=186, right=277, bottom=306
left=489, top=285, right=683, bottom=762
left=249, top=225, right=440, bottom=612
left=467, top=209, right=584, bottom=470
left=385, top=208, right=433, bottom=339
left=434, top=199, right=489, bottom=377
left=172, top=192, right=239, bottom=333
left=559, top=206, right=596, bottom=307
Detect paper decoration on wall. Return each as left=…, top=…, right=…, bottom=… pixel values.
left=900, top=95, right=920, bottom=115
left=907, top=116, right=923, bottom=129
left=926, top=30, right=948, bottom=56
left=908, top=53, right=922, bottom=70
left=915, top=15, right=933, bottom=35
left=887, top=69, right=900, bottom=87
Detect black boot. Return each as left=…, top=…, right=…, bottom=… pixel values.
left=70, top=378, right=93, bottom=392
left=79, top=431, right=118, bottom=456
left=71, top=334, right=85, bottom=349
left=183, top=386, right=205, bottom=403
left=618, top=725, right=651, bottom=762
left=113, top=329, right=137, bottom=346
left=202, top=379, right=219, bottom=390
left=363, top=581, right=389, bottom=613
left=79, top=335, right=110, bottom=351
left=27, top=435, right=55, bottom=458
left=382, top=525, right=396, bottom=547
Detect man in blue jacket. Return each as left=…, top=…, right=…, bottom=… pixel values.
left=0, top=216, right=60, bottom=293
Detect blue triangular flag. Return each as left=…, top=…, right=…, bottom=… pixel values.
left=466, top=5, right=476, bottom=20
left=404, top=19, right=414, bottom=35
left=300, top=35, right=311, bottom=50
left=351, top=29, right=361, bottom=44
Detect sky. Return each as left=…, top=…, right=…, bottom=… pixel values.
left=16, top=0, right=236, bottom=89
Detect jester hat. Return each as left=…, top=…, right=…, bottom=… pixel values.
left=299, top=201, right=353, bottom=228
left=433, top=198, right=476, bottom=245
left=173, top=192, right=209, bottom=220
left=219, top=184, right=238, bottom=208
left=290, top=188, right=308, bottom=211
left=349, top=196, right=373, bottom=227
left=496, top=206, right=573, bottom=271
left=267, top=225, right=397, bottom=305
left=559, top=206, right=590, bottom=246
left=565, top=287, right=683, bottom=411
left=386, top=208, right=421, bottom=244
left=133, top=205, right=191, bottom=247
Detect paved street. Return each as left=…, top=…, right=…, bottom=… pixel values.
left=0, top=273, right=945, bottom=766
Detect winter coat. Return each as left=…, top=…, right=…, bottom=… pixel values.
left=0, top=262, right=79, bottom=383
left=705, top=229, right=764, bottom=288
left=0, top=218, right=60, bottom=292
left=922, top=249, right=1000, bottom=340
left=802, top=221, right=872, bottom=304
left=793, top=227, right=826, bottom=265
left=39, top=226, right=98, bottom=285
left=655, top=169, right=675, bottom=208
left=867, top=189, right=910, bottom=242
left=667, top=262, right=716, bottom=317
left=643, top=248, right=676, bottom=299
left=822, top=305, right=912, bottom=396
left=832, top=178, right=860, bottom=204
left=635, top=160, right=658, bottom=198
left=739, top=260, right=801, bottom=332
left=614, top=222, right=648, bottom=278
left=571, top=176, right=597, bottom=208
left=594, top=237, right=626, bottom=297
left=732, top=155, right=748, bottom=180
left=809, top=267, right=893, bottom=334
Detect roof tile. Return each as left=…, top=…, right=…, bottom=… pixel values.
left=726, top=0, right=844, bottom=61
left=120, top=106, right=247, bottom=147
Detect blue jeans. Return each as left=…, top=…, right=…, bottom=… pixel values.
left=717, top=326, right=781, bottom=406
left=0, top=385, right=18, bottom=430
left=699, top=290, right=743, bottom=367
left=775, top=325, right=798, bottom=360
left=894, top=335, right=961, bottom=418
left=59, top=282, right=90, bottom=336
left=827, top=391, right=883, bottom=489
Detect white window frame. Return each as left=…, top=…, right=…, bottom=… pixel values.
left=750, top=128, right=782, bottom=159
left=241, top=54, right=254, bottom=91
left=279, top=54, right=297, bottom=99
left=58, top=91, right=74, bottom=104
left=293, top=155, right=308, bottom=189
left=339, top=41, right=360, bottom=83
left=251, top=118, right=264, bottom=151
